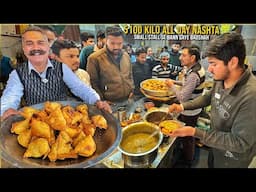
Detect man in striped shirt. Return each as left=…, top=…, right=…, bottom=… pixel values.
left=152, top=52, right=182, bottom=80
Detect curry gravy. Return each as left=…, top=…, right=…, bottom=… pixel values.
left=121, top=133, right=158, bottom=154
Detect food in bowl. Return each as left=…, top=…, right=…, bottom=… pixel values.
left=1, top=100, right=122, bottom=168
left=159, top=120, right=183, bottom=135
left=118, top=122, right=163, bottom=168
left=144, top=110, right=173, bottom=125
left=120, top=113, right=142, bottom=127
left=141, top=78, right=169, bottom=91
left=120, top=132, right=158, bottom=154
left=10, top=101, right=108, bottom=162
left=140, top=78, right=174, bottom=97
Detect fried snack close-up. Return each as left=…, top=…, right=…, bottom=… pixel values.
left=11, top=118, right=30, bottom=134
left=91, top=114, right=108, bottom=129
left=10, top=101, right=108, bottom=162
left=120, top=113, right=142, bottom=127
left=159, top=120, right=183, bottom=135
left=23, top=138, right=50, bottom=159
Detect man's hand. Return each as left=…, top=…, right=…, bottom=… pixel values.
left=95, top=101, right=112, bottom=113
left=165, top=79, right=174, bottom=88
left=128, top=92, right=134, bottom=99
left=167, top=126, right=196, bottom=137
left=168, top=103, right=183, bottom=113
left=1, top=108, right=21, bottom=121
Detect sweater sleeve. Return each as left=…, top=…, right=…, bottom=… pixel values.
left=182, top=88, right=212, bottom=110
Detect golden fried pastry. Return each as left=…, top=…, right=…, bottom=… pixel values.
left=82, top=123, right=96, bottom=136
left=64, top=126, right=82, bottom=138
left=17, top=129, right=32, bottom=148
left=120, top=113, right=142, bottom=127
left=62, top=105, right=83, bottom=126
left=159, top=120, right=182, bottom=135
left=76, top=104, right=89, bottom=115
left=57, top=151, right=78, bottom=160
left=49, top=128, right=56, bottom=145
left=74, top=134, right=96, bottom=157
left=72, top=131, right=86, bottom=147
left=48, top=141, right=58, bottom=162
left=48, top=132, right=78, bottom=162
left=44, top=101, right=61, bottom=113
left=33, top=110, right=48, bottom=121
left=11, top=101, right=107, bottom=161
left=20, top=106, right=39, bottom=120
left=46, top=107, right=67, bottom=131
left=11, top=118, right=30, bottom=134
left=24, top=138, right=50, bottom=159
left=81, top=115, right=91, bottom=124
left=30, top=118, right=51, bottom=140
left=91, top=115, right=107, bottom=129
left=56, top=131, right=73, bottom=160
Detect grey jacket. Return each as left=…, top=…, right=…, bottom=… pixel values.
left=182, top=68, right=256, bottom=168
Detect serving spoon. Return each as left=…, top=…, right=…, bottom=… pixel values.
left=136, top=130, right=160, bottom=149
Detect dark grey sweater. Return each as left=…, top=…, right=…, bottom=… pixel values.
left=182, top=68, right=256, bottom=168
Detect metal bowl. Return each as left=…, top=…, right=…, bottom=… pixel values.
left=143, top=109, right=174, bottom=125
left=0, top=101, right=122, bottom=168
left=140, top=78, right=177, bottom=97
left=118, top=122, right=163, bottom=168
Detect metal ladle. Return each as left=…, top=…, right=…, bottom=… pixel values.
left=136, top=130, right=160, bottom=149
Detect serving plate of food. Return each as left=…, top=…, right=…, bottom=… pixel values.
left=143, top=109, right=185, bottom=136
left=159, top=120, right=185, bottom=135
left=0, top=101, right=122, bottom=168
left=140, top=78, right=176, bottom=97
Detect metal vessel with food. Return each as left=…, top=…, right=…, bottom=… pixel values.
left=0, top=101, right=122, bottom=168
left=140, top=78, right=175, bottom=97
left=118, top=121, right=163, bottom=168
left=159, top=120, right=185, bottom=135
left=143, top=109, right=173, bottom=125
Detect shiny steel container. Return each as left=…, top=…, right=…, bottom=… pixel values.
left=118, top=122, right=163, bottom=168
left=117, top=107, right=127, bottom=122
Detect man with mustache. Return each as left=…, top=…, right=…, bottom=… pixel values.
left=1, top=26, right=111, bottom=120
left=87, top=25, right=134, bottom=112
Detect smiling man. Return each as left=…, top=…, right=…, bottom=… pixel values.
left=1, top=26, right=111, bottom=120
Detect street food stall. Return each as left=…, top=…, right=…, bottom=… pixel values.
left=0, top=78, right=185, bottom=168
left=1, top=96, right=182, bottom=168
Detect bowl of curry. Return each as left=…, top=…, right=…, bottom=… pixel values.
left=118, top=121, right=163, bottom=168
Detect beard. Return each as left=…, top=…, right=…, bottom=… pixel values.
left=106, top=45, right=121, bottom=56
left=213, top=68, right=230, bottom=81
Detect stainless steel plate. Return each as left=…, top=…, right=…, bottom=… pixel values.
left=140, top=78, right=176, bottom=97
left=0, top=101, right=122, bottom=168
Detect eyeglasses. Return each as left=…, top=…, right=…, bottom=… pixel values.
left=161, top=58, right=169, bottom=60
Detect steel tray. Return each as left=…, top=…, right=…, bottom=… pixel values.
left=0, top=101, right=122, bottom=168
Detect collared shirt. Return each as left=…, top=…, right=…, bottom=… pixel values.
left=172, top=63, right=203, bottom=116
left=1, top=59, right=100, bottom=115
